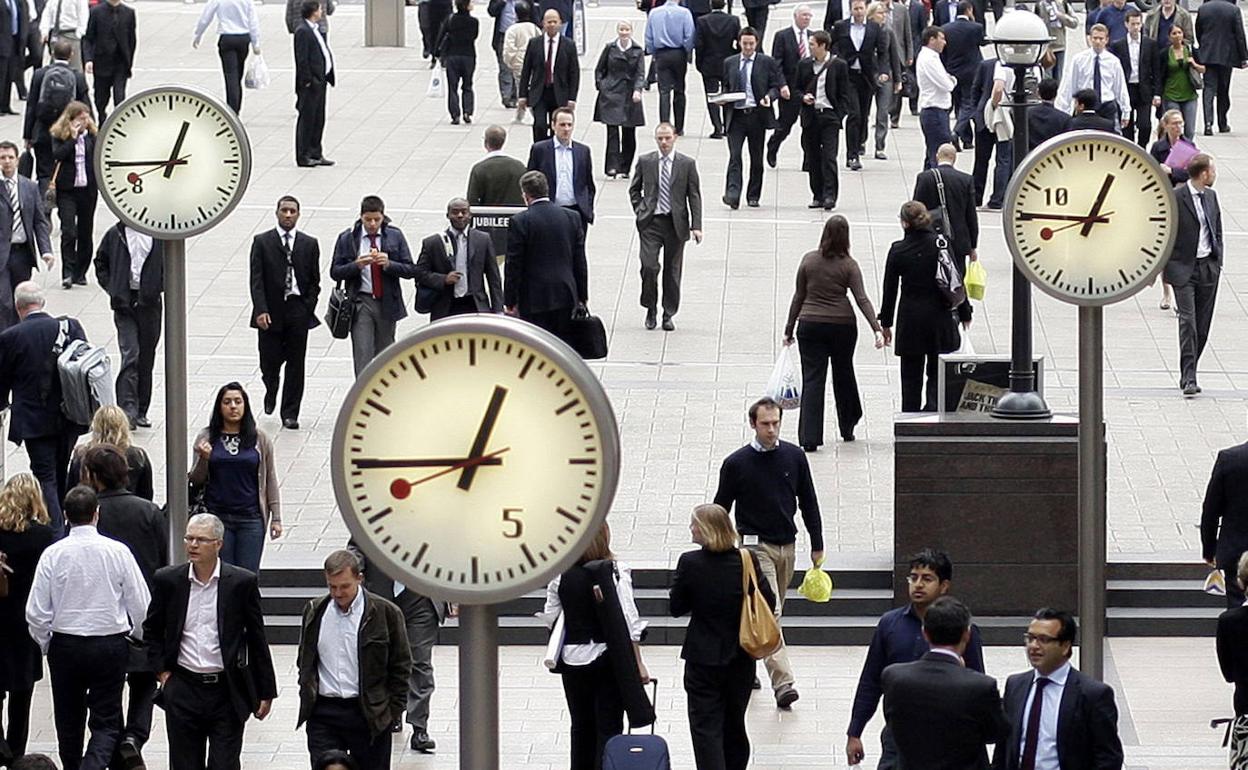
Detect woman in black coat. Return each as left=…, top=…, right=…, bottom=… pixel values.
left=670, top=504, right=775, bottom=770
left=593, top=20, right=646, bottom=177
left=0, top=474, right=57, bottom=761
left=437, top=0, right=479, bottom=124
left=877, top=201, right=970, bottom=412
left=49, top=101, right=98, bottom=289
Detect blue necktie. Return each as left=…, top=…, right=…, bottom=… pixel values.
left=7, top=0, right=16, bottom=37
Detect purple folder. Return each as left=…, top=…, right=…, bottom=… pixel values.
left=1165, top=138, right=1199, bottom=170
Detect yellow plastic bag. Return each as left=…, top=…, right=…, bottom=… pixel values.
left=965, top=259, right=988, bottom=301
left=798, top=559, right=834, bottom=603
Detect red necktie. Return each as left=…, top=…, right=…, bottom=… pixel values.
left=545, top=36, right=555, bottom=85
left=798, top=30, right=807, bottom=58
left=368, top=233, right=383, bottom=299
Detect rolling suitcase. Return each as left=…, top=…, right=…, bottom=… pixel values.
left=603, top=679, right=670, bottom=770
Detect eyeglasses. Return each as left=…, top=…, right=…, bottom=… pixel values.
left=1023, top=633, right=1061, bottom=645
left=184, top=536, right=221, bottom=545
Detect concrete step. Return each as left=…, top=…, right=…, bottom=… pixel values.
left=1107, top=579, right=1228, bottom=608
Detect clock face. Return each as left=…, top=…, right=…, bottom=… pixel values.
left=331, top=316, right=621, bottom=604
left=1005, top=131, right=1177, bottom=306
left=94, top=86, right=251, bottom=239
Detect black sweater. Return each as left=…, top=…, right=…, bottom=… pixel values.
left=713, top=441, right=823, bottom=551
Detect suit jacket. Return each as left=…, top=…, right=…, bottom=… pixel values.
left=628, top=151, right=703, bottom=241
left=823, top=0, right=846, bottom=31
left=1028, top=102, right=1074, bottom=150
left=328, top=219, right=419, bottom=322
left=833, top=19, right=889, bottom=81
left=883, top=651, right=1011, bottom=770
left=293, top=21, right=335, bottom=94
left=527, top=138, right=596, bottom=225
left=0, top=0, right=29, bottom=59
left=435, top=9, right=478, bottom=58
left=721, top=53, right=785, bottom=131
left=1217, top=604, right=1248, bottom=715
left=82, top=1, right=135, bottom=77
left=913, top=163, right=978, bottom=260
left=940, top=17, right=985, bottom=82
left=669, top=547, right=775, bottom=666
left=23, top=63, right=90, bottom=143
left=694, top=10, right=739, bottom=77
left=50, top=132, right=96, bottom=190
left=1201, top=442, right=1248, bottom=568
left=248, top=228, right=321, bottom=330
left=504, top=199, right=587, bottom=313
left=992, top=666, right=1124, bottom=770
left=413, top=227, right=502, bottom=318
left=1163, top=182, right=1222, bottom=286
left=798, top=54, right=852, bottom=122
left=1194, top=0, right=1248, bottom=67
left=0, top=311, right=88, bottom=439
left=771, top=25, right=811, bottom=87
left=93, top=223, right=165, bottom=309
left=933, top=0, right=960, bottom=25
left=1109, top=35, right=1159, bottom=102
left=0, top=173, right=53, bottom=273
left=904, top=0, right=927, bottom=56
left=96, top=488, right=168, bottom=587
left=1070, top=111, right=1117, bottom=132
left=467, top=153, right=528, bottom=206
left=518, top=33, right=579, bottom=106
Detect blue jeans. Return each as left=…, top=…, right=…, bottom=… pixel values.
left=1163, top=98, right=1198, bottom=141
left=220, top=514, right=265, bottom=574
left=920, top=107, right=951, bottom=169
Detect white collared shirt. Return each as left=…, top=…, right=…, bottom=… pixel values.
left=193, top=0, right=261, bottom=45
left=308, top=19, right=333, bottom=75
left=316, top=587, right=365, bottom=697
left=749, top=438, right=778, bottom=452
left=917, top=46, right=956, bottom=109
left=1017, top=661, right=1072, bottom=770
left=1056, top=48, right=1129, bottom=113
left=813, top=57, right=832, bottom=109
left=553, top=140, right=576, bottom=206
left=541, top=564, right=647, bottom=666
left=1127, top=35, right=1140, bottom=83
left=125, top=227, right=153, bottom=291
left=357, top=229, right=380, bottom=294
left=178, top=560, right=225, bottom=673
left=276, top=225, right=300, bottom=297
left=849, top=22, right=866, bottom=69
left=1188, top=181, right=1213, bottom=259
left=25, top=524, right=151, bottom=653
left=39, top=0, right=88, bottom=37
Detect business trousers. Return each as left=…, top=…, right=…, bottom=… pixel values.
left=796, top=320, right=861, bottom=445
left=0, top=48, right=15, bottom=112
left=802, top=110, right=841, bottom=204
left=119, top=670, right=157, bottom=752
left=703, top=74, right=725, bottom=134
left=746, top=541, right=795, bottom=692
left=1174, top=257, right=1219, bottom=388
left=216, top=34, right=250, bottom=114
left=1222, top=559, right=1248, bottom=609
left=397, top=594, right=439, bottom=734
left=295, top=81, right=327, bottom=164
left=654, top=47, right=689, bottom=133
left=113, top=293, right=162, bottom=423
left=604, top=125, right=637, bottom=175
left=919, top=107, right=951, bottom=169
left=743, top=6, right=768, bottom=37
left=350, top=294, right=396, bottom=376
left=57, top=185, right=97, bottom=283
left=25, top=431, right=75, bottom=533
left=872, top=80, right=895, bottom=152
left=845, top=70, right=873, bottom=159
left=971, top=128, right=995, bottom=205
left=521, top=306, right=575, bottom=350
left=418, top=2, right=451, bottom=58
left=444, top=54, right=476, bottom=120
left=496, top=49, right=516, bottom=105
left=559, top=655, right=623, bottom=770
left=684, top=654, right=755, bottom=770
left=92, top=69, right=128, bottom=122
left=0, top=687, right=35, bottom=758
left=258, top=297, right=310, bottom=421
left=767, top=94, right=802, bottom=157
left=162, top=672, right=245, bottom=770
left=637, top=214, right=685, bottom=319
left=724, top=107, right=766, bottom=204
left=898, top=351, right=939, bottom=412
left=48, top=633, right=128, bottom=770
left=952, top=79, right=975, bottom=144
left=1202, top=63, right=1233, bottom=130
left=306, top=697, right=392, bottom=770
left=1125, top=82, right=1151, bottom=147
left=531, top=88, right=558, bottom=142
left=31, top=137, right=53, bottom=201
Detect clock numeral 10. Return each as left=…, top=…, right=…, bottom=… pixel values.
left=502, top=507, right=524, bottom=539
left=1044, top=187, right=1068, bottom=206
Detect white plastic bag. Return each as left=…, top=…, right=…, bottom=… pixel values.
left=427, top=65, right=447, bottom=99
left=765, top=346, right=802, bottom=409
left=955, top=331, right=976, bottom=355
left=244, top=54, right=270, bottom=90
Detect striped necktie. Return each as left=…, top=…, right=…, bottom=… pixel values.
left=658, top=155, right=672, bottom=214
left=6, top=178, right=18, bottom=215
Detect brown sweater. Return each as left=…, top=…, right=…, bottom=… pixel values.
left=784, top=251, right=882, bottom=336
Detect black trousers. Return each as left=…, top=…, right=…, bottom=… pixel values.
left=971, top=128, right=994, bottom=205
left=0, top=47, right=15, bottom=112
left=113, top=294, right=162, bottom=422
left=521, top=306, right=575, bottom=350
left=0, top=687, right=35, bottom=758
left=162, top=670, right=245, bottom=770
left=796, top=320, right=861, bottom=445
left=444, top=54, right=476, bottom=120
left=25, top=431, right=75, bottom=533
left=654, top=47, right=688, bottom=132
left=1174, top=257, right=1219, bottom=388
left=1125, top=82, right=1151, bottom=147
left=637, top=214, right=685, bottom=319
left=418, top=3, right=451, bottom=58
left=531, top=88, right=558, bottom=142
left=898, top=352, right=939, bottom=412
left=118, top=671, right=157, bottom=751
left=684, top=654, right=754, bottom=770
left=604, top=125, right=637, bottom=175
left=295, top=81, right=327, bottom=163
left=725, top=107, right=766, bottom=203
left=32, top=137, right=54, bottom=200
left=47, top=633, right=128, bottom=770
left=768, top=93, right=802, bottom=156
left=57, top=185, right=97, bottom=283
left=1202, top=63, right=1233, bottom=130
left=305, top=696, right=391, bottom=770
left=217, top=34, right=250, bottom=113
left=92, top=69, right=128, bottom=122
left=802, top=109, right=841, bottom=204
left=257, top=298, right=311, bottom=421
left=703, top=74, right=724, bottom=134
left=559, top=656, right=623, bottom=770
left=743, top=6, right=769, bottom=37
left=845, top=70, right=873, bottom=159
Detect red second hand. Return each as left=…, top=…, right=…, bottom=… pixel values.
left=390, top=447, right=511, bottom=499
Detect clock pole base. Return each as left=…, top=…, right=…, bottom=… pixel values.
left=991, top=389, right=1052, bottom=420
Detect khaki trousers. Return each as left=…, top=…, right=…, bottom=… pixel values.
left=747, top=541, right=796, bottom=692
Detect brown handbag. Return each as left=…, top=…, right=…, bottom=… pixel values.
left=45, top=161, right=61, bottom=211
left=0, top=551, right=11, bottom=599
left=738, top=548, right=782, bottom=659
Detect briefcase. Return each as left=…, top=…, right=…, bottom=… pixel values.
left=324, top=282, right=355, bottom=339
left=567, top=306, right=608, bottom=360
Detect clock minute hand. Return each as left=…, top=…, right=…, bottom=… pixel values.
left=459, top=385, right=509, bottom=491
left=353, top=456, right=505, bottom=469
left=162, top=121, right=191, bottom=179
left=1016, top=212, right=1110, bottom=224
left=1079, top=174, right=1115, bottom=237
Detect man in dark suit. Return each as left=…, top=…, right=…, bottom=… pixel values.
left=833, top=0, right=888, bottom=170
left=144, top=512, right=278, bottom=770
left=293, top=0, right=335, bottom=167
left=466, top=124, right=527, bottom=205
left=23, top=40, right=89, bottom=196
left=939, top=1, right=983, bottom=147
left=0, top=281, right=86, bottom=532
left=0, top=140, right=54, bottom=331
left=248, top=195, right=321, bottom=429
left=517, top=9, right=579, bottom=142
left=94, top=222, right=164, bottom=430
left=414, top=197, right=502, bottom=321
left=1194, top=0, right=1247, bottom=135
left=882, top=596, right=1010, bottom=770
left=913, top=143, right=978, bottom=268
left=81, top=0, right=135, bottom=120
left=1070, top=89, right=1117, bottom=132
left=798, top=30, right=851, bottom=209
left=329, top=195, right=419, bottom=376
left=766, top=4, right=815, bottom=167
left=694, top=0, right=739, bottom=138
left=1109, top=9, right=1158, bottom=147
left=1027, top=77, right=1073, bottom=151
left=0, top=0, right=29, bottom=114
left=526, top=107, right=595, bottom=232
left=1203, top=440, right=1248, bottom=607
left=1164, top=153, right=1221, bottom=396
left=1217, top=557, right=1248, bottom=709
left=993, top=609, right=1124, bottom=770
left=504, top=170, right=587, bottom=347
left=721, top=27, right=784, bottom=208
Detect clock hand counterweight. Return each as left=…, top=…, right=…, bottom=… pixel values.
left=460, top=386, right=509, bottom=491
left=389, top=447, right=511, bottom=500
left=163, top=121, right=191, bottom=179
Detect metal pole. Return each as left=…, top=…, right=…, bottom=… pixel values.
left=1077, top=305, right=1106, bottom=680
left=164, top=239, right=188, bottom=556
left=459, top=603, right=499, bottom=770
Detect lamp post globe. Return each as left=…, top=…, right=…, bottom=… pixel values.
left=991, top=9, right=1052, bottom=66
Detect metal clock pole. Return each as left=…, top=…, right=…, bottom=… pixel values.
left=459, top=603, right=499, bottom=770
left=165, top=238, right=189, bottom=552
left=1077, top=306, right=1106, bottom=681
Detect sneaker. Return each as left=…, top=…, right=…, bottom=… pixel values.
left=776, top=684, right=800, bottom=709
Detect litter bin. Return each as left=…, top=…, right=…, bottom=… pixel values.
left=365, top=0, right=405, bottom=47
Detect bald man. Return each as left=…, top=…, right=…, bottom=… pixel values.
left=517, top=9, right=580, bottom=141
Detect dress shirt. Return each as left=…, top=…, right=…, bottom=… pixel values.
left=749, top=437, right=777, bottom=452
left=24, top=524, right=151, bottom=653
left=542, top=563, right=647, bottom=666
left=276, top=225, right=300, bottom=297
left=1056, top=48, right=1129, bottom=113
left=193, top=0, right=261, bottom=47
left=5, top=174, right=25, bottom=245
left=813, top=58, right=831, bottom=109
left=308, top=19, right=332, bottom=75
left=316, top=587, right=365, bottom=697
left=357, top=231, right=378, bottom=294
left=449, top=226, right=469, bottom=297
left=553, top=140, right=576, bottom=206
left=738, top=56, right=756, bottom=107
left=499, top=0, right=516, bottom=30
left=73, top=134, right=87, bottom=188
left=541, top=32, right=560, bottom=70
left=849, top=22, right=865, bottom=69
left=1017, top=661, right=1071, bottom=770
left=645, top=0, right=695, bottom=53
left=177, top=561, right=225, bottom=673
left=1127, top=34, right=1140, bottom=83
left=1189, top=182, right=1213, bottom=259
left=916, top=46, right=956, bottom=109
left=39, top=0, right=88, bottom=37
left=126, top=227, right=153, bottom=290
left=928, top=647, right=963, bottom=664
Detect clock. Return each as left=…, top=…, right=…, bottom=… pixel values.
left=94, top=86, right=251, bottom=239
left=1004, top=131, right=1178, bottom=306
left=331, top=316, right=621, bottom=604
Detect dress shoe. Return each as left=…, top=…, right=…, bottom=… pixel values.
left=775, top=684, right=800, bottom=710
left=283, top=418, right=300, bottom=430
left=709, top=131, right=725, bottom=139
left=822, top=198, right=836, bottom=210
left=1204, top=125, right=1214, bottom=136
left=808, top=198, right=824, bottom=208
left=874, top=150, right=887, bottom=160
left=296, top=159, right=318, bottom=167
left=0, top=109, right=15, bottom=115
left=984, top=203, right=1002, bottom=211
left=263, top=391, right=276, bottom=415
left=464, top=115, right=473, bottom=124
left=118, top=737, right=146, bottom=770
left=723, top=195, right=739, bottom=210
left=766, top=147, right=778, bottom=168
left=1183, top=382, right=1199, bottom=397
left=451, top=117, right=461, bottom=125
left=645, top=309, right=657, bottom=330
left=1195, top=385, right=1203, bottom=393
left=73, top=277, right=87, bottom=286
left=390, top=718, right=403, bottom=733
left=134, top=416, right=151, bottom=428
left=61, top=279, right=72, bottom=289
left=802, top=444, right=818, bottom=452
left=889, top=119, right=899, bottom=129
left=746, top=199, right=760, bottom=207
left=411, top=732, right=436, bottom=753
left=848, top=157, right=862, bottom=171
left=962, top=138, right=974, bottom=149
left=316, top=158, right=335, bottom=166
left=661, top=317, right=675, bottom=331
left=752, top=676, right=761, bottom=690
left=1220, top=124, right=1231, bottom=133
left=841, top=432, right=855, bottom=442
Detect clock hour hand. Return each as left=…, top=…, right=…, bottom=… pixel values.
left=1079, top=174, right=1115, bottom=236
left=1016, top=212, right=1110, bottom=224
left=163, top=121, right=191, bottom=179
left=353, top=456, right=504, bottom=469
left=459, top=385, right=509, bottom=492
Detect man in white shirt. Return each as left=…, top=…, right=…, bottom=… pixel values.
left=191, top=0, right=263, bottom=113
left=1056, top=23, right=1130, bottom=130
left=915, top=25, right=956, bottom=168
left=25, top=485, right=151, bottom=770
left=39, top=0, right=89, bottom=71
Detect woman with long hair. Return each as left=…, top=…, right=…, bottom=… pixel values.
left=593, top=20, right=646, bottom=177
left=1150, top=108, right=1193, bottom=311
left=49, top=101, right=98, bottom=289
left=68, top=405, right=154, bottom=500
left=0, top=474, right=57, bottom=761
left=189, top=382, right=281, bottom=573
left=784, top=215, right=884, bottom=448
left=1159, top=24, right=1202, bottom=141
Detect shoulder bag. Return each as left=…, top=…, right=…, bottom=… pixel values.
left=1187, top=48, right=1204, bottom=90
left=414, top=233, right=450, bottom=315
left=324, top=281, right=354, bottom=339
left=738, top=548, right=782, bottom=659
left=45, top=162, right=61, bottom=211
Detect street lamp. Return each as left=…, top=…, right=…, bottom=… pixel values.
left=989, top=9, right=1053, bottom=420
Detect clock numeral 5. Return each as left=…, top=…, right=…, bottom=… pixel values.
left=502, top=507, right=524, bottom=539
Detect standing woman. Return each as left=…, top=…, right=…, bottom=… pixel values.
left=189, top=382, right=281, bottom=575
left=48, top=101, right=96, bottom=289
left=192, top=0, right=262, bottom=114
left=783, top=215, right=884, bottom=449
left=593, top=20, right=646, bottom=178
left=68, top=404, right=154, bottom=501
left=437, top=0, right=479, bottom=125
left=0, top=474, right=57, bottom=761
left=877, top=201, right=969, bottom=412
left=1158, top=24, right=1202, bottom=141
left=670, top=504, right=774, bottom=770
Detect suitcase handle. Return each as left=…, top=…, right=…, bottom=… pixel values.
left=627, top=677, right=659, bottom=735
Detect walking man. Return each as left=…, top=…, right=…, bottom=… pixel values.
left=1055, top=23, right=1129, bottom=130
left=517, top=9, right=579, bottom=142
left=94, top=223, right=163, bottom=430
left=693, top=0, right=739, bottom=138
left=645, top=0, right=694, bottom=135
left=0, top=141, right=54, bottom=330
left=1193, top=0, right=1247, bottom=135
left=766, top=4, right=815, bottom=167
left=721, top=27, right=784, bottom=208
left=413, top=198, right=502, bottom=321
left=915, top=26, right=955, bottom=168
left=799, top=30, right=850, bottom=209
left=82, top=0, right=136, bottom=121
left=1165, top=153, right=1221, bottom=397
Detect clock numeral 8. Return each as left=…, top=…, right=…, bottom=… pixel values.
left=1043, top=187, right=1068, bottom=207
left=131, top=177, right=143, bottom=194
left=502, top=508, right=524, bottom=539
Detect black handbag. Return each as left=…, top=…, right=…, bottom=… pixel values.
left=567, top=305, right=608, bottom=360
left=324, top=281, right=354, bottom=339
left=17, top=148, right=33, bottom=179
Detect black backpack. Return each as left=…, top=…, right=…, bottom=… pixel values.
left=38, top=64, right=75, bottom=123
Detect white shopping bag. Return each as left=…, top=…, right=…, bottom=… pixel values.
left=765, top=346, right=802, bottom=409
left=244, top=54, right=270, bottom=89
left=955, top=330, right=976, bottom=355
left=427, top=65, right=447, bottom=99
